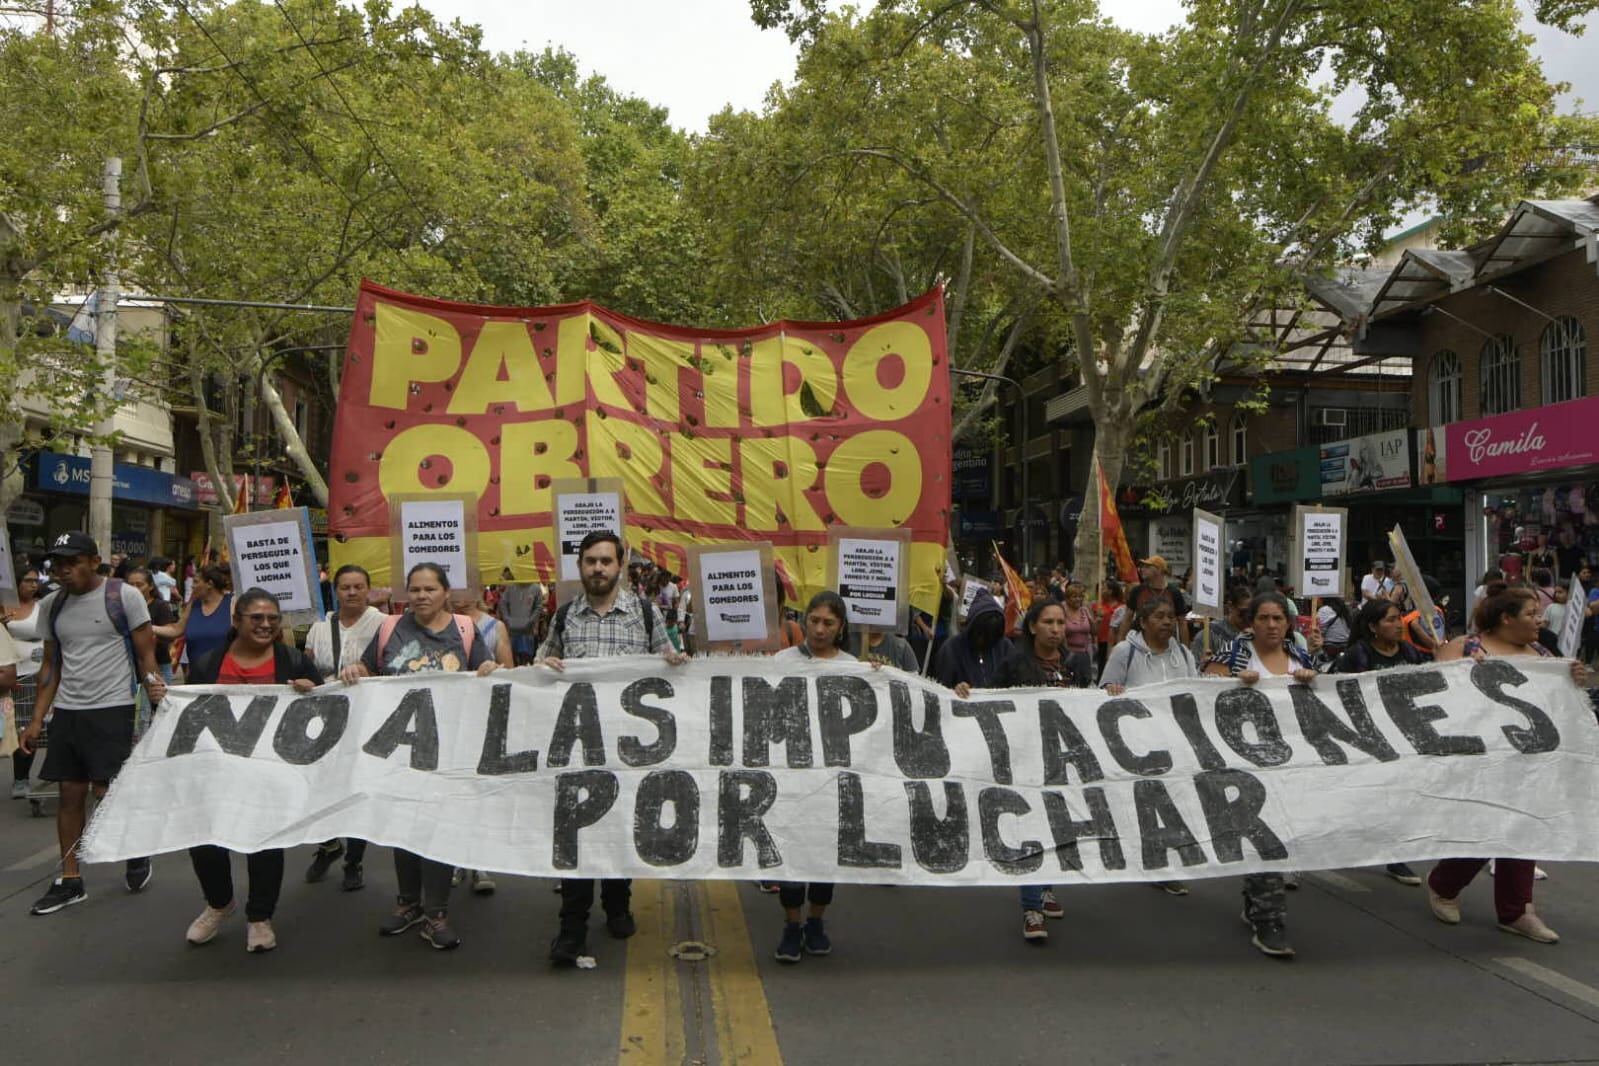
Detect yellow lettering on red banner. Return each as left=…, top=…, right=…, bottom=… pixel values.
left=583, top=315, right=633, bottom=412
left=500, top=421, right=581, bottom=514
left=627, top=331, right=695, bottom=423
left=553, top=315, right=590, bottom=408
left=589, top=416, right=667, bottom=514
left=448, top=320, right=554, bottom=415
left=740, top=436, right=824, bottom=531
left=673, top=435, right=736, bottom=527
left=828, top=430, right=922, bottom=527
left=378, top=425, right=490, bottom=497
left=751, top=335, right=837, bottom=426
left=371, top=303, right=463, bottom=410
left=843, top=322, right=933, bottom=420
left=700, top=342, right=740, bottom=428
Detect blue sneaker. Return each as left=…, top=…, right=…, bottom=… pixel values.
left=802, top=917, right=831, bottom=956
left=774, top=922, right=803, bottom=963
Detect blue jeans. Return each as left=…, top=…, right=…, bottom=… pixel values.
left=1020, top=885, right=1050, bottom=911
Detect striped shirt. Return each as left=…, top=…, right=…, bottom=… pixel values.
left=537, top=590, right=668, bottom=659
left=1207, top=632, right=1317, bottom=677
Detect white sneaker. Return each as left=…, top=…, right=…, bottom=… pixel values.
left=246, top=920, right=277, bottom=953
left=9, top=780, right=27, bottom=800
left=186, top=903, right=235, bottom=945
left=1499, top=909, right=1559, bottom=944
left=471, top=870, right=496, bottom=895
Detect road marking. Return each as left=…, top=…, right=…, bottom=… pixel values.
left=701, top=880, right=784, bottom=1065
left=1304, top=870, right=1370, bottom=894
left=618, top=880, right=685, bottom=1065
left=4, top=844, right=61, bottom=873
left=1495, top=957, right=1599, bottom=1011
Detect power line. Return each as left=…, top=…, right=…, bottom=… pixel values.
left=270, top=0, right=436, bottom=241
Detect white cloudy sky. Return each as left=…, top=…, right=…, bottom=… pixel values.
left=420, top=0, right=1596, bottom=133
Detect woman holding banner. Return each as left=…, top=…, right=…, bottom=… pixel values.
left=340, top=562, right=500, bottom=951
left=1329, top=598, right=1429, bottom=886
left=183, top=588, right=323, bottom=953
left=1204, top=592, right=1321, bottom=959
left=771, top=590, right=856, bottom=963
left=1424, top=584, right=1591, bottom=945
left=991, top=599, right=1080, bottom=940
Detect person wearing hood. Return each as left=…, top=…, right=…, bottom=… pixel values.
left=933, top=589, right=1015, bottom=692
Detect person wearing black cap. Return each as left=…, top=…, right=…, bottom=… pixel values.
left=19, top=532, right=166, bottom=915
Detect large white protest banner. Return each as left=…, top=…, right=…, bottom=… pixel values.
left=82, top=659, right=1599, bottom=885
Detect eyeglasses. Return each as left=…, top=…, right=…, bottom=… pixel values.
left=240, top=613, right=282, bottom=626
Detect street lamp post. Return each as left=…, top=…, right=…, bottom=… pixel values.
left=950, top=367, right=1029, bottom=573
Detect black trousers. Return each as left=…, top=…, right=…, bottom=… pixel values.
left=559, top=878, right=632, bottom=923
left=189, top=845, right=284, bottom=921
left=778, top=882, right=834, bottom=910
left=394, top=850, right=454, bottom=915
left=317, top=837, right=368, bottom=865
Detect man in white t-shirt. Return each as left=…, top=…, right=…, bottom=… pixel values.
left=302, top=564, right=386, bottom=890
left=1359, top=561, right=1392, bottom=604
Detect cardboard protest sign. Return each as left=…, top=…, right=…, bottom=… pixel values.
left=828, top=527, right=911, bottom=634
left=1190, top=508, right=1225, bottom=620
left=1292, top=505, right=1347, bottom=600
left=689, top=542, right=778, bottom=651
left=84, top=658, right=1599, bottom=886
left=0, top=531, right=17, bottom=608
left=1558, top=573, right=1586, bottom=659
left=328, top=281, right=952, bottom=615
left=957, top=573, right=987, bottom=622
left=390, top=493, right=477, bottom=599
left=223, top=508, right=324, bottom=622
left=1387, top=524, right=1445, bottom=646
left=553, top=478, right=625, bottom=584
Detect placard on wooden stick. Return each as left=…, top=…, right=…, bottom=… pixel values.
left=389, top=492, right=479, bottom=603
left=826, top=526, right=912, bottom=637
left=552, top=477, right=627, bottom=607
left=0, top=531, right=17, bottom=608
left=224, top=507, right=325, bottom=624
left=1291, top=504, right=1347, bottom=601
left=1190, top=507, right=1226, bottom=621
left=688, top=541, right=780, bottom=654
left=1388, top=523, right=1445, bottom=646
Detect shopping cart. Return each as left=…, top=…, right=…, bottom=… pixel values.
left=12, top=675, right=58, bottom=818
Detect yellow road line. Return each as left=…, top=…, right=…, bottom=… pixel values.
left=701, top=881, right=784, bottom=1065
left=618, top=880, right=685, bottom=1065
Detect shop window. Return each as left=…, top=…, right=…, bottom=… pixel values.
left=1179, top=434, right=1194, bottom=477
left=1478, top=335, right=1521, bottom=416
left=1203, top=423, right=1220, bottom=470
left=1157, top=439, right=1171, bottom=480
left=1540, top=317, right=1587, bottom=405
left=1429, top=350, right=1460, bottom=424
left=1229, top=413, right=1247, bottom=466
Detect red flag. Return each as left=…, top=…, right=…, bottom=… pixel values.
left=1097, top=462, right=1138, bottom=583
left=993, top=542, right=1031, bottom=636
left=232, top=474, right=251, bottom=515
left=274, top=480, right=294, bottom=509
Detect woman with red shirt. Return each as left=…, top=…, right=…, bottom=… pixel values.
left=182, top=588, right=322, bottom=953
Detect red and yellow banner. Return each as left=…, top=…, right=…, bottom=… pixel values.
left=329, top=281, right=952, bottom=614
left=1098, top=462, right=1138, bottom=583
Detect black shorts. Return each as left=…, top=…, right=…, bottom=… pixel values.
left=40, top=704, right=136, bottom=785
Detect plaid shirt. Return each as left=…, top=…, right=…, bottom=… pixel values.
left=1206, top=632, right=1317, bottom=676
left=537, top=589, right=668, bottom=659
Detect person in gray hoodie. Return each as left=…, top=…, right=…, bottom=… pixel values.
left=1102, top=598, right=1199, bottom=693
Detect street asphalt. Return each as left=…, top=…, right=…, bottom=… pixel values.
left=4, top=767, right=1599, bottom=1065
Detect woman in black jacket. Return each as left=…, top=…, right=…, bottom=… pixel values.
left=183, top=588, right=322, bottom=954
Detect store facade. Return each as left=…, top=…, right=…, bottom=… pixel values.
left=1421, top=392, right=1599, bottom=608
left=8, top=451, right=202, bottom=565
left=1115, top=469, right=1244, bottom=581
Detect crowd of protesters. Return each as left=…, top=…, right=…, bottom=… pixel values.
left=1, top=530, right=1595, bottom=967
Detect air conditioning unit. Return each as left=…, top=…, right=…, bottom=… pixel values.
left=1314, top=408, right=1347, bottom=427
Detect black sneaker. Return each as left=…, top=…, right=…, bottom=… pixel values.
left=31, top=877, right=87, bottom=915
left=606, top=911, right=637, bottom=939
left=1385, top=863, right=1422, bottom=886
left=341, top=863, right=365, bottom=892
left=549, top=922, right=587, bottom=965
left=125, top=858, right=153, bottom=893
left=305, top=843, right=344, bottom=884
left=802, top=917, right=832, bottom=955
left=379, top=902, right=426, bottom=937
left=1242, top=911, right=1295, bottom=958
left=420, top=915, right=461, bottom=950
left=774, top=921, right=803, bottom=963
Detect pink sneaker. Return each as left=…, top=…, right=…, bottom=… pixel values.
left=186, top=903, right=235, bottom=945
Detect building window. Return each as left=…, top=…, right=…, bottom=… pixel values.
left=1479, top=335, right=1521, bottom=416
left=1179, top=434, right=1194, bottom=477
left=1229, top=413, right=1247, bottom=466
left=1541, top=317, right=1587, bottom=405
left=293, top=398, right=310, bottom=440
left=1203, top=423, right=1220, bottom=470
left=1430, top=350, right=1460, bottom=424
left=1157, top=440, right=1171, bottom=481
